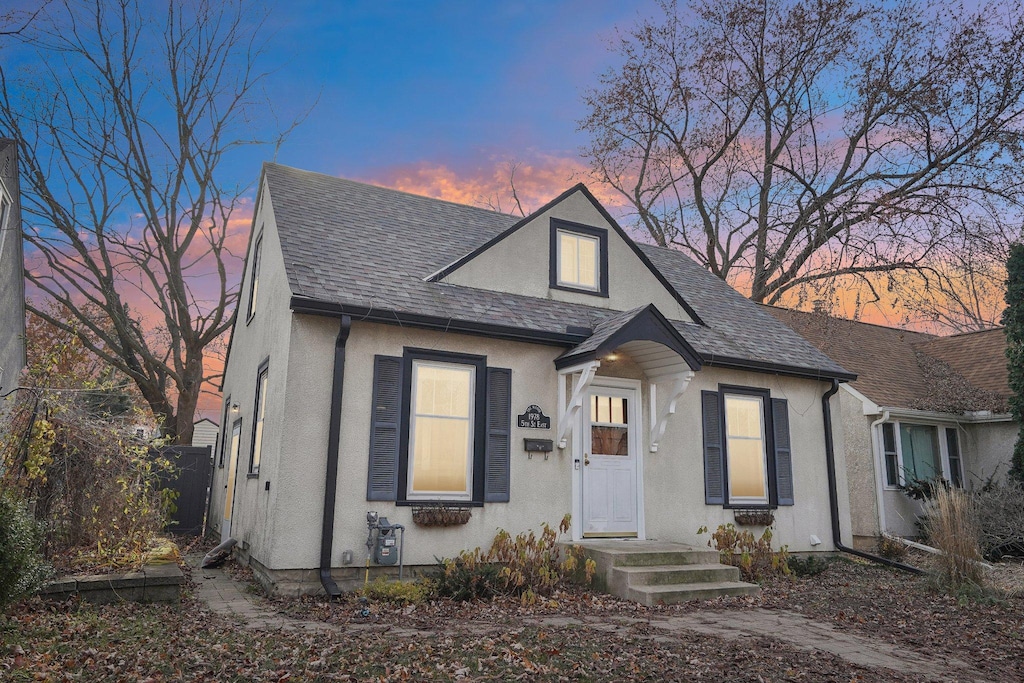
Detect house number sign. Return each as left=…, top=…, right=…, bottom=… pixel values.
left=517, top=405, right=551, bottom=429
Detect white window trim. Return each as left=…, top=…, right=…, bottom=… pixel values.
left=884, top=420, right=959, bottom=489
left=556, top=229, right=601, bottom=292
left=247, top=235, right=263, bottom=321
left=250, top=366, right=268, bottom=474
left=724, top=394, right=770, bottom=506
left=406, top=359, right=476, bottom=501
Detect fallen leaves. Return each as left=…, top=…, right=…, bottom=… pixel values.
left=4, top=557, right=1022, bottom=681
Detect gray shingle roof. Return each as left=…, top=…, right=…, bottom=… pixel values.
left=265, top=163, right=852, bottom=380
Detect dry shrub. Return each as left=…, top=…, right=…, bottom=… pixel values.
left=700, top=523, right=791, bottom=581
left=925, top=487, right=985, bottom=591
left=877, top=534, right=909, bottom=562
left=974, top=481, right=1024, bottom=560
left=0, top=392, right=174, bottom=573
left=437, top=515, right=596, bottom=605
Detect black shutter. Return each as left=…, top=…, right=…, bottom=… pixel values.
left=702, top=390, right=724, bottom=505
left=367, top=355, right=402, bottom=501
left=772, top=398, right=794, bottom=506
left=484, top=367, right=512, bottom=503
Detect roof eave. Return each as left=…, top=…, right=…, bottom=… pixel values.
left=701, top=355, right=857, bottom=383
left=289, top=296, right=589, bottom=347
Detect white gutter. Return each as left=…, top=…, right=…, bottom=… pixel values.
left=870, top=410, right=891, bottom=536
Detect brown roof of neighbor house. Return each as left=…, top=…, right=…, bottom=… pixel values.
left=762, top=306, right=1010, bottom=414
left=913, top=328, right=1011, bottom=398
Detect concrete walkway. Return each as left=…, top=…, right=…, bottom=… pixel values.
left=190, top=557, right=983, bottom=681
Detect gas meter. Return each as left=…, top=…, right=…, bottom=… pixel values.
left=373, top=516, right=399, bottom=566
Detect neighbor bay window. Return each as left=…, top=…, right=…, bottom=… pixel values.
left=880, top=421, right=963, bottom=488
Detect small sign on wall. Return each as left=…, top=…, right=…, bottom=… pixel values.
left=517, top=404, right=551, bottom=429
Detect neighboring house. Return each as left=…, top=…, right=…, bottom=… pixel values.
left=212, top=163, right=858, bottom=595
left=0, top=139, right=25, bottom=403
left=764, top=307, right=1014, bottom=546
left=191, top=418, right=219, bottom=452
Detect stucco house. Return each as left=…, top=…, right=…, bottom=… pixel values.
left=0, top=139, right=25, bottom=404
left=764, top=307, right=1014, bottom=546
left=212, top=163, right=860, bottom=597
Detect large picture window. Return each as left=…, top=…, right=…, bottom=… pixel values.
left=724, top=394, right=769, bottom=505
left=899, top=424, right=940, bottom=482
left=407, top=360, right=476, bottom=500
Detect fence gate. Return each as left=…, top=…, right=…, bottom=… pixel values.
left=157, top=445, right=214, bottom=536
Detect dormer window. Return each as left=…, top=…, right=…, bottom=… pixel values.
left=549, top=219, right=608, bottom=297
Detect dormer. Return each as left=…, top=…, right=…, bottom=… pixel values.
left=429, top=184, right=701, bottom=324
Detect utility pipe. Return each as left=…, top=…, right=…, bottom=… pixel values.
left=320, top=315, right=352, bottom=597
left=869, top=409, right=891, bottom=537
left=821, top=380, right=923, bottom=575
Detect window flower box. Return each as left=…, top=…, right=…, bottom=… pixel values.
left=412, top=505, right=471, bottom=527
left=733, top=509, right=774, bottom=526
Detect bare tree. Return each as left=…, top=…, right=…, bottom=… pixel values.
left=0, top=0, right=298, bottom=443
left=895, top=223, right=1014, bottom=332
left=581, top=0, right=1024, bottom=317
left=479, top=160, right=529, bottom=217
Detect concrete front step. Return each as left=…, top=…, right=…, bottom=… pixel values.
left=627, top=580, right=760, bottom=606
left=575, top=540, right=759, bottom=605
left=612, top=563, right=741, bottom=586
left=578, top=540, right=722, bottom=568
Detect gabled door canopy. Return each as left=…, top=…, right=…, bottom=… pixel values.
left=554, top=304, right=702, bottom=372
left=555, top=305, right=702, bottom=451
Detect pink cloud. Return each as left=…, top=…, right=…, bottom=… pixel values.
left=365, top=151, right=626, bottom=217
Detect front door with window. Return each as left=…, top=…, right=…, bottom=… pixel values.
left=582, top=383, right=640, bottom=537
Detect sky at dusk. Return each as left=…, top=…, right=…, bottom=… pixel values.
left=9, top=0, right=1003, bottom=421
left=257, top=1, right=649, bottom=197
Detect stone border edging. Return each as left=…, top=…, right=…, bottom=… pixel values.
left=38, top=563, right=183, bottom=603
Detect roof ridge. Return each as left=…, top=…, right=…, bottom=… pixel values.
left=926, top=326, right=1006, bottom=339
left=760, top=303, right=938, bottom=338
left=263, top=161, right=517, bottom=219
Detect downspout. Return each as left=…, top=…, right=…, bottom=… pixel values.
left=869, top=410, right=891, bottom=537
left=320, top=315, right=352, bottom=597
left=822, top=379, right=923, bottom=574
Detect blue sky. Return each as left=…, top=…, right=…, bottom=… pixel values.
left=256, top=1, right=652, bottom=191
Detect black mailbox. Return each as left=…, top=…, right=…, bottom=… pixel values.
left=523, top=438, right=554, bottom=452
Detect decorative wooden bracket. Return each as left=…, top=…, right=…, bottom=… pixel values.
left=556, top=360, right=601, bottom=449
left=648, top=370, right=695, bottom=452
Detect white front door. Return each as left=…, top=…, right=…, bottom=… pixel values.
left=221, top=420, right=242, bottom=542
left=582, top=382, right=641, bottom=537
